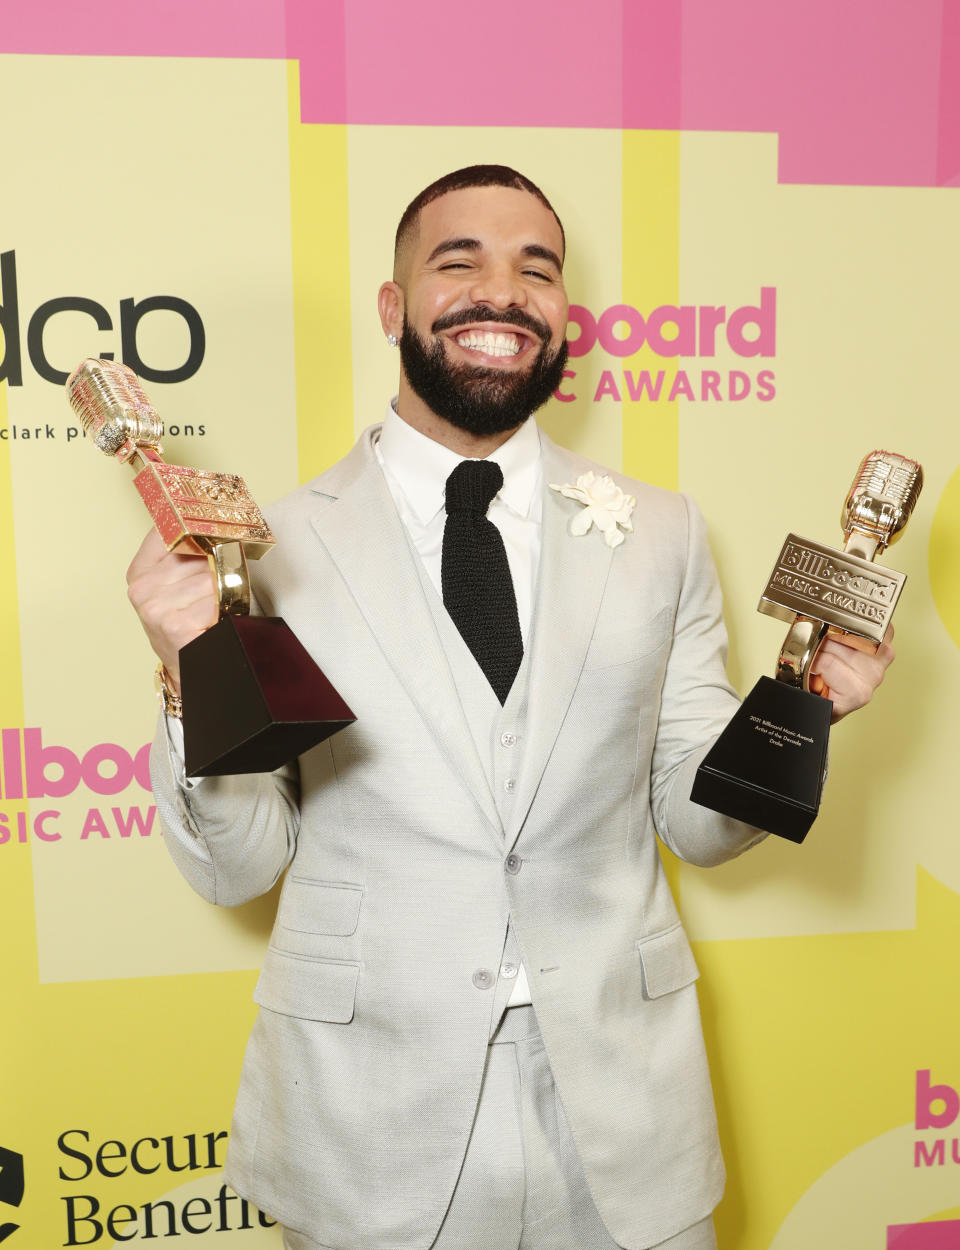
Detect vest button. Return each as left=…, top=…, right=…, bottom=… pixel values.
left=505, top=854, right=522, bottom=875
left=472, top=968, right=494, bottom=990
left=500, top=731, right=517, bottom=747
left=500, top=962, right=519, bottom=979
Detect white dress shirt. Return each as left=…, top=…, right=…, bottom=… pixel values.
left=375, top=403, right=543, bottom=1007
left=374, top=402, right=542, bottom=648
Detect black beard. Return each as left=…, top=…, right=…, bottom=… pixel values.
left=399, top=313, right=569, bottom=438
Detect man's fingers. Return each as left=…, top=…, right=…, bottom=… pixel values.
left=810, top=627, right=895, bottom=722
left=125, top=530, right=220, bottom=685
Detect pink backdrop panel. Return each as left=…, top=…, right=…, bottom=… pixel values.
left=624, top=0, right=948, bottom=186
left=0, top=0, right=287, bottom=56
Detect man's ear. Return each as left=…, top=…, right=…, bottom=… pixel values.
left=378, top=282, right=404, bottom=341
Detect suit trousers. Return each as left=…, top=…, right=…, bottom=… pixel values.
left=282, top=1006, right=717, bottom=1250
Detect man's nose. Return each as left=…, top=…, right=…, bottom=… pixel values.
left=468, top=264, right=526, bottom=310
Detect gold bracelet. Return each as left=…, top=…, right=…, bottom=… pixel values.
left=154, top=663, right=183, bottom=719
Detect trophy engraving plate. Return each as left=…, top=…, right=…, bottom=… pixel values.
left=692, top=677, right=831, bottom=842
left=758, top=534, right=905, bottom=645
left=135, top=462, right=275, bottom=556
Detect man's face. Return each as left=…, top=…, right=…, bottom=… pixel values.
left=395, top=185, right=569, bottom=436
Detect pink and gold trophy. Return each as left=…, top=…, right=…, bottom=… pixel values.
left=67, top=358, right=355, bottom=777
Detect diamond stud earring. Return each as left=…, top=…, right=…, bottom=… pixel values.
left=387, top=333, right=399, bottom=347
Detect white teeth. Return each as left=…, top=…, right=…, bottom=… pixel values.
left=455, top=330, right=521, bottom=357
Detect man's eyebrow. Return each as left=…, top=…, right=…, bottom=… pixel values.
left=424, top=238, right=564, bottom=272
left=425, top=237, right=481, bottom=264
left=522, top=243, right=563, bottom=272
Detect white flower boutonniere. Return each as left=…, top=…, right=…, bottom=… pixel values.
left=550, top=471, right=636, bottom=549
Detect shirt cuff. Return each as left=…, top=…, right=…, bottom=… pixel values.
left=164, top=715, right=200, bottom=791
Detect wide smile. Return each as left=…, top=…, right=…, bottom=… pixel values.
left=444, top=322, right=539, bottom=368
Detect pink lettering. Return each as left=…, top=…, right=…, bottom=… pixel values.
left=597, top=305, right=645, bottom=358
left=726, top=287, right=776, bottom=357
left=111, top=806, right=156, bottom=839
left=82, top=743, right=134, bottom=796
left=697, top=306, right=726, bottom=357
left=593, top=370, right=622, bottom=402
left=2, top=727, right=22, bottom=799
left=667, top=371, right=694, bottom=402
left=566, top=305, right=597, bottom=358
left=757, top=370, right=776, bottom=401
left=24, top=728, right=79, bottom=798
left=914, top=1139, right=946, bottom=1167
left=80, top=807, right=111, bottom=840
left=647, top=305, right=695, bottom=357
left=625, top=370, right=665, bottom=401
left=701, top=371, right=722, bottom=401
left=729, top=371, right=751, bottom=401
left=553, top=370, right=577, bottom=403
left=916, top=1070, right=959, bottom=1129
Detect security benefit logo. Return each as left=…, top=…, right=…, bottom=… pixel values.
left=0, top=1147, right=25, bottom=1244
left=58, top=1128, right=276, bottom=1244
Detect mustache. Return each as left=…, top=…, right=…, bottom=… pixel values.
left=430, top=306, right=551, bottom=342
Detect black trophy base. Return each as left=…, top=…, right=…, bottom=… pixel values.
left=691, top=676, right=832, bottom=843
left=180, top=615, right=355, bottom=778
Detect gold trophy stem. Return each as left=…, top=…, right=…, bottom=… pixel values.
left=206, top=541, right=251, bottom=619
left=776, top=617, right=830, bottom=690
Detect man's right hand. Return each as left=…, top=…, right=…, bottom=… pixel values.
left=126, top=529, right=218, bottom=693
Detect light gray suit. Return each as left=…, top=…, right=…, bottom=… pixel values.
left=152, top=425, right=764, bottom=1250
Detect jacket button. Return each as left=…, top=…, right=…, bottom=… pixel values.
left=472, top=968, right=494, bottom=990
left=505, top=853, right=522, bottom=875
left=500, top=962, right=519, bottom=979
left=500, top=732, right=517, bottom=747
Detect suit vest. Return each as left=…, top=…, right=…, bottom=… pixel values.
left=415, top=552, right=531, bottom=1028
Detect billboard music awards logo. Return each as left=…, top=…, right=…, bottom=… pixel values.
left=881, top=1069, right=960, bottom=1248
left=0, top=728, right=155, bottom=846
left=556, top=286, right=776, bottom=405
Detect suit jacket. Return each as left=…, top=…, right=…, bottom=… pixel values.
left=152, top=425, right=764, bottom=1250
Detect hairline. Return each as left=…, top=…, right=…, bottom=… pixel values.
left=393, top=179, right=565, bottom=281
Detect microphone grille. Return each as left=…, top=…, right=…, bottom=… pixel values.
left=842, top=450, right=923, bottom=548
left=65, top=358, right=163, bottom=457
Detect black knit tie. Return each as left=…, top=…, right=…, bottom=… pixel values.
left=442, top=459, right=523, bottom=705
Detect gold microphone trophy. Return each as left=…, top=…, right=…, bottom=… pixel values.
left=691, top=451, right=922, bottom=842
left=67, top=358, right=355, bottom=777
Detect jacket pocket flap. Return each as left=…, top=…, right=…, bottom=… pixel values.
left=280, top=878, right=363, bottom=936
left=584, top=606, right=672, bottom=670
left=635, top=925, right=699, bottom=999
left=254, top=947, right=359, bottom=1022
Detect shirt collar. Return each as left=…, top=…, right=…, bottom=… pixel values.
left=378, top=400, right=542, bottom=526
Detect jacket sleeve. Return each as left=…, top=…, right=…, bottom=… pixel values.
left=150, top=712, right=300, bottom=906
left=649, top=493, right=767, bottom=866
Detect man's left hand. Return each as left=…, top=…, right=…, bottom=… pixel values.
left=808, top=625, right=895, bottom=723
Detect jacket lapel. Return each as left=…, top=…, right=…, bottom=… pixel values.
left=307, top=430, right=502, bottom=840
left=505, top=436, right=616, bottom=847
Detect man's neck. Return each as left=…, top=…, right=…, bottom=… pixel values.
left=395, top=380, right=523, bottom=458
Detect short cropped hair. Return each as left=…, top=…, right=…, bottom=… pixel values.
left=394, top=165, right=565, bottom=275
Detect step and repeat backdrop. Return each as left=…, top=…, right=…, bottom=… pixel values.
left=1, top=2, right=958, bottom=1247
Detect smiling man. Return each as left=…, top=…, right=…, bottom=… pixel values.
left=129, top=166, right=892, bottom=1250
